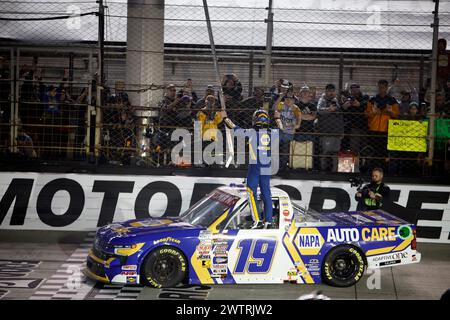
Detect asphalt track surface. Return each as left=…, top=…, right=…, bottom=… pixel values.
left=0, top=231, right=449, bottom=300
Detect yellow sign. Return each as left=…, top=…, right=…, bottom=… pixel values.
left=387, top=120, right=428, bottom=152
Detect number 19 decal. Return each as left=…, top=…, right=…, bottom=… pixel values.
left=234, top=239, right=277, bottom=274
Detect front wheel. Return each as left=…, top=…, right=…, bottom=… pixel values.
left=322, top=245, right=365, bottom=287
left=141, top=246, right=187, bottom=288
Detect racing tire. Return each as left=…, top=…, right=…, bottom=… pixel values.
left=141, top=246, right=187, bottom=288
left=322, top=245, right=365, bottom=287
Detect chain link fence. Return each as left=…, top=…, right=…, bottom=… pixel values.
left=1, top=0, right=450, bottom=176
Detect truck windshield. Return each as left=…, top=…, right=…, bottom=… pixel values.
left=180, top=190, right=240, bottom=227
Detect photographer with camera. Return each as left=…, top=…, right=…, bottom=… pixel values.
left=354, top=167, right=390, bottom=210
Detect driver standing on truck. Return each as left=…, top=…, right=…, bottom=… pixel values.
left=355, top=167, right=391, bottom=210
left=221, top=108, right=282, bottom=229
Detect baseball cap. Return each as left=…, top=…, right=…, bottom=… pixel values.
left=300, top=85, right=310, bottom=93
left=350, top=83, right=360, bottom=89
left=409, top=101, right=419, bottom=108
left=280, top=79, right=291, bottom=89
left=166, top=84, right=176, bottom=90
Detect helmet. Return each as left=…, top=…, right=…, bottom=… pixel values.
left=252, top=109, right=270, bottom=128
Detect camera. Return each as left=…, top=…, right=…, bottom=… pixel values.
left=349, top=177, right=364, bottom=189
left=349, top=177, right=373, bottom=198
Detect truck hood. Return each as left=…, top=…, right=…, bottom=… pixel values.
left=97, top=217, right=202, bottom=245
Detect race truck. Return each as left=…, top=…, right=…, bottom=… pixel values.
left=83, top=184, right=421, bottom=288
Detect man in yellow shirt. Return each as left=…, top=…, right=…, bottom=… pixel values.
left=196, top=95, right=222, bottom=142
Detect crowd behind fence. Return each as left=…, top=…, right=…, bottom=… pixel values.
left=1, top=1, right=450, bottom=177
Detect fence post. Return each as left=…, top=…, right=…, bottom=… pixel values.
left=428, top=0, right=439, bottom=167
left=248, top=51, right=254, bottom=97
left=9, top=47, right=15, bottom=153
left=264, top=0, right=274, bottom=90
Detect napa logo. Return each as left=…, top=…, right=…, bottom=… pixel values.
left=297, top=228, right=324, bottom=255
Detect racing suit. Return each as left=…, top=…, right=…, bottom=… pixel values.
left=222, top=117, right=281, bottom=223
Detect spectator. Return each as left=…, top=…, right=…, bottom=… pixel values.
left=436, top=92, right=450, bottom=118
left=271, top=79, right=296, bottom=103
left=400, top=102, right=423, bottom=121
left=16, top=127, right=36, bottom=158
left=295, top=85, right=317, bottom=169
left=194, top=85, right=217, bottom=110
left=295, top=85, right=317, bottom=143
left=157, top=84, right=179, bottom=163
left=438, top=38, right=450, bottom=90
left=273, top=89, right=301, bottom=170
left=221, top=73, right=242, bottom=103
left=108, top=81, right=129, bottom=106
left=239, top=87, right=264, bottom=128
left=176, top=95, right=194, bottom=128
left=309, top=86, right=318, bottom=106
left=317, top=83, right=345, bottom=172
left=365, top=79, right=400, bottom=170
left=341, top=83, right=369, bottom=154
left=196, top=95, right=223, bottom=142
left=178, top=78, right=198, bottom=103
left=398, top=90, right=413, bottom=116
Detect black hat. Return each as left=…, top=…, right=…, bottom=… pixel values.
left=325, top=84, right=336, bottom=91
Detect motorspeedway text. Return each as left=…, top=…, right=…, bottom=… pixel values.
left=176, top=303, right=273, bottom=317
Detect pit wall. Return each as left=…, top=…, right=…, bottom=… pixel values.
left=0, top=172, right=449, bottom=244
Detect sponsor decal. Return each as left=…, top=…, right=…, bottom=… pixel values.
left=397, top=225, right=413, bottom=240
left=201, top=260, right=211, bottom=268
left=309, top=259, right=319, bottom=264
left=305, top=265, right=320, bottom=272
left=282, top=210, right=290, bottom=217
left=211, top=268, right=227, bottom=275
left=126, top=276, right=137, bottom=284
left=212, top=240, right=228, bottom=246
left=327, top=228, right=359, bottom=242
left=210, top=190, right=240, bottom=207
left=361, top=227, right=396, bottom=241
left=154, top=237, right=181, bottom=245
left=297, top=228, right=324, bottom=255
left=212, top=256, right=228, bottom=264
left=199, top=230, right=212, bottom=240
left=371, top=252, right=408, bottom=262
left=380, top=260, right=401, bottom=266
left=110, top=226, right=130, bottom=234
left=121, top=271, right=137, bottom=276
left=197, top=245, right=212, bottom=251
left=311, top=271, right=320, bottom=276
left=121, top=265, right=138, bottom=271
left=326, top=227, right=397, bottom=242
left=197, top=254, right=211, bottom=260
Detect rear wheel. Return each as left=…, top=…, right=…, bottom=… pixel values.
left=322, top=245, right=365, bottom=287
left=141, top=246, right=187, bottom=288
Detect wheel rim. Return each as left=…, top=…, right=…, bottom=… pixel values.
left=150, top=254, right=178, bottom=284
left=330, top=253, right=359, bottom=281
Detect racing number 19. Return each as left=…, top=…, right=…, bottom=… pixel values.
left=234, top=239, right=277, bottom=274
